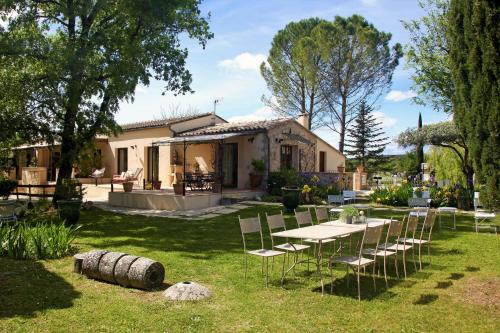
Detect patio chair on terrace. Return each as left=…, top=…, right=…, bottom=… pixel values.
left=329, top=224, right=384, bottom=301
left=112, top=168, right=142, bottom=184
left=238, top=214, right=286, bottom=287
left=90, top=168, right=105, bottom=186
left=0, top=203, right=17, bottom=223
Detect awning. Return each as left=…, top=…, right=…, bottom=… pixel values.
left=152, top=132, right=245, bottom=146
left=12, top=142, right=58, bottom=150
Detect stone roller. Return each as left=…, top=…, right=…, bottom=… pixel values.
left=77, top=250, right=165, bottom=290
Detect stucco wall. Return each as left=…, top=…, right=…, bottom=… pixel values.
left=267, top=121, right=317, bottom=172
left=315, top=138, right=346, bottom=173
left=107, top=127, right=173, bottom=184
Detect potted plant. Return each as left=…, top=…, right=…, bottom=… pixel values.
left=57, top=179, right=83, bottom=225
left=173, top=182, right=184, bottom=195
left=339, top=205, right=359, bottom=224
left=153, top=180, right=162, bottom=190
left=249, top=159, right=265, bottom=189
left=281, top=168, right=300, bottom=212
left=0, top=178, right=18, bottom=200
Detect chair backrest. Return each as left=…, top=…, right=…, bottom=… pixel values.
left=315, top=207, right=329, bottom=223
left=238, top=215, right=264, bottom=251
left=327, top=195, right=343, bottom=205
left=266, top=211, right=286, bottom=231
left=266, top=211, right=286, bottom=248
left=405, top=214, right=419, bottom=239
left=422, top=191, right=430, bottom=199
left=343, top=190, right=356, bottom=199
left=420, top=209, right=437, bottom=241
left=387, top=217, right=404, bottom=238
left=0, top=204, right=16, bottom=219
left=295, top=208, right=313, bottom=227
left=358, top=225, right=384, bottom=260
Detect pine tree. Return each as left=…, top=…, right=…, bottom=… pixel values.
left=416, top=112, right=424, bottom=174
left=449, top=0, right=499, bottom=208
left=344, top=102, right=389, bottom=169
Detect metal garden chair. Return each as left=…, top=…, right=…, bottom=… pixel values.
left=398, top=210, right=436, bottom=270
left=238, top=214, right=286, bottom=287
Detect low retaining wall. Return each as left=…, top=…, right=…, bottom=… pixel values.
left=109, top=191, right=222, bottom=211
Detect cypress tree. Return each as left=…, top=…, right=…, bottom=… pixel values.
left=416, top=112, right=424, bottom=174
left=344, top=102, right=389, bottom=170
left=449, top=0, right=499, bottom=208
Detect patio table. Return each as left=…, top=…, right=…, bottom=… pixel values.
left=272, top=218, right=390, bottom=295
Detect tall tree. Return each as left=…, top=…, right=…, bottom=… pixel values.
left=449, top=0, right=499, bottom=208
left=344, top=101, right=389, bottom=169
left=402, top=0, right=453, bottom=113
left=397, top=121, right=474, bottom=201
left=0, top=0, right=212, bottom=202
left=260, top=18, right=327, bottom=130
left=313, top=15, right=402, bottom=152
left=416, top=112, right=424, bottom=173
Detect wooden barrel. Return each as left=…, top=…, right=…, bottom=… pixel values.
left=98, top=252, right=127, bottom=283
left=128, top=257, right=165, bottom=290
left=81, top=250, right=108, bottom=279
left=114, top=255, right=140, bottom=287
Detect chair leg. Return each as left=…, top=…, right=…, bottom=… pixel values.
left=265, top=257, right=269, bottom=287
left=244, top=255, right=248, bottom=283
left=412, top=245, right=417, bottom=273
left=261, top=257, right=264, bottom=276
left=428, top=243, right=431, bottom=267
left=346, top=265, right=350, bottom=288
left=329, top=261, right=334, bottom=294
left=395, top=251, right=399, bottom=279
left=372, top=262, right=377, bottom=292
left=281, top=254, right=286, bottom=285
left=357, top=266, right=361, bottom=301
left=403, top=250, right=407, bottom=279
left=418, top=244, right=423, bottom=271
left=271, top=256, right=275, bottom=273
left=383, top=256, right=388, bottom=288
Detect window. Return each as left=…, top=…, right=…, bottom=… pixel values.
left=147, top=146, right=159, bottom=182
left=280, top=145, right=293, bottom=169
left=117, top=148, right=128, bottom=174
left=319, top=151, right=326, bottom=172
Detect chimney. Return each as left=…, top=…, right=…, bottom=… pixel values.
left=297, top=113, right=310, bottom=129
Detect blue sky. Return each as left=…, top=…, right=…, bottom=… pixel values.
left=117, top=0, right=449, bottom=154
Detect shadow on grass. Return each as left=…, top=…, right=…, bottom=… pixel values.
left=448, top=273, right=465, bottom=280
left=0, top=258, right=80, bottom=319
left=436, top=281, right=453, bottom=289
left=413, top=293, right=439, bottom=305
left=465, top=266, right=480, bottom=272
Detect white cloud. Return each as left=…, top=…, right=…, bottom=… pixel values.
left=135, top=85, right=148, bottom=94
left=384, top=90, right=417, bottom=102
left=0, top=11, right=18, bottom=28
left=218, top=52, right=267, bottom=72
left=361, top=0, right=377, bottom=6
left=227, top=106, right=273, bottom=123
left=372, top=111, right=397, bottom=128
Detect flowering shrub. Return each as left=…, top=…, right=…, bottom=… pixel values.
left=370, top=184, right=413, bottom=206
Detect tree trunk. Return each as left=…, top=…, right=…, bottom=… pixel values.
left=338, top=97, right=347, bottom=153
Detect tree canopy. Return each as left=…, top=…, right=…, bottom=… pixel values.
left=313, top=15, right=402, bottom=152
left=260, top=18, right=327, bottom=130
left=449, top=0, right=499, bottom=208
left=0, top=0, right=212, bottom=200
left=402, top=0, right=453, bottom=113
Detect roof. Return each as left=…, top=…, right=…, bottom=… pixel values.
left=120, top=113, right=214, bottom=131
left=153, top=133, right=244, bottom=146
left=179, top=118, right=292, bottom=136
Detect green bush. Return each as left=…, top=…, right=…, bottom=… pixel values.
left=251, top=159, right=266, bottom=173
left=0, top=178, right=18, bottom=199
left=0, top=221, right=81, bottom=259
left=260, top=195, right=282, bottom=203
left=267, top=172, right=286, bottom=195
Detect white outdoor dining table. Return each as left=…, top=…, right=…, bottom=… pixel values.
left=272, top=218, right=391, bottom=295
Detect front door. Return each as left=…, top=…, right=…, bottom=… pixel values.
left=222, top=143, right=238, bottom=187
left=147, top=146, right=159, bottom=182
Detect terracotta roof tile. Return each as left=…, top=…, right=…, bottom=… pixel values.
left=179, top=118, right=292, bottom=136
left=120, top=113, right=213, bottom=131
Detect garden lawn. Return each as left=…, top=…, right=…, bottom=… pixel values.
left=1, top=206, right=499, bottom=332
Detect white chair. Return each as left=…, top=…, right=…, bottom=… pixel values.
left=473, top=193, right=497, bottom=234
left=314, top=207, right=330, bottom=223
left=0, top=203, right=17, bottom=223
left=90, top=168, right=105, bottom=186
left=327, top=195, right=344, bottom=206
left=343, top=190, right=356, bottom=204
left=399, top=210, right=437, bottom=270
left=329, top=224, right=384, bottom=301
left=266, top=211, right=310, bottom=255
left=238, top=214, right=286, bottom=287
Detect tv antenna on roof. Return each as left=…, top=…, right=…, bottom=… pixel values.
left=213, top=97, right=223, bottom=114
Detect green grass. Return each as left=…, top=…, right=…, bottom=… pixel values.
left=1, top=206, right=499, bottom=332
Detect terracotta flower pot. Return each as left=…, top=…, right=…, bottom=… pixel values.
left=173, top=183, right=184, bottom=195
left=122, top=182, right=133, bottom=192
left=249, top=173, right=263, bottom=189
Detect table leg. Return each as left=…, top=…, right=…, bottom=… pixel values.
left=281, top=243, right=299, bottom=286
left=317, top=240, right=324, bottom=295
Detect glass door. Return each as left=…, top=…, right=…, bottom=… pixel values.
left=117, top=148, right=128, bottom=174
left=222, top=143, right=238, bottom=187
left=147, top=146, right=159, bottom=182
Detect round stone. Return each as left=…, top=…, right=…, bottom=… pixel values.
left=163, top=281, right=212, bottom=301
